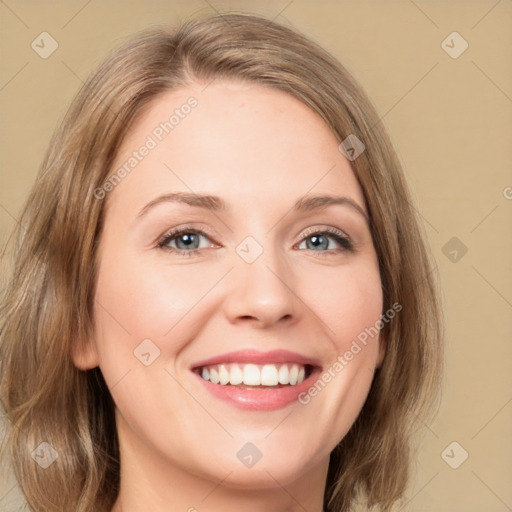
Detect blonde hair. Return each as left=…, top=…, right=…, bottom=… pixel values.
left=0, top=13, right=443, bottom=512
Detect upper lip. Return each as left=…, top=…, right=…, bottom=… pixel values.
left=191, top=349, right=321, bottom=369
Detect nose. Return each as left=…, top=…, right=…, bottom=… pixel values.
left=222, top=245, right=300, bottom=329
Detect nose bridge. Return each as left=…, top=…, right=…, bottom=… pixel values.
left=224, top=234, right=299, bottom=327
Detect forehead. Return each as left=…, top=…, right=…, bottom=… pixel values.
left=106, top=80, right=366, bottom=216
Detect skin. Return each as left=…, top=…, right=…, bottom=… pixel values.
left=73, top=79, right=385, bottom=512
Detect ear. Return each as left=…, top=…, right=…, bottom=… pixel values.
left=376, top=336, right=386, bottom=369
left=71, top=337, right=99, bottom=370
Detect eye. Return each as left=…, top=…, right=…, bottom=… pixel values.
left=157, top=225, right=354, bottom=258
left=296, top=227, right=353, bottom=253
left=157, top=227, right=218, bottom=257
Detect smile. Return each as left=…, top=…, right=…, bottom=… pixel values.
left=191, top=350, right=321, bottom=410
left=197, top=362, right=311, bottom=387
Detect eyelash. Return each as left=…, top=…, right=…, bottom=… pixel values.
left=156, top=225, right=354, bottom=258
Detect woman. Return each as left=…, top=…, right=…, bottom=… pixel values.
left=0, top=12, right=443, bottom=512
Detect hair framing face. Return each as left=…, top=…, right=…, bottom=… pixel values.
left=0, top=13, right=443, bottom=512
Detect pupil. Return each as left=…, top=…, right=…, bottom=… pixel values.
left=308, top=235, right=327, bottom=251
left=177, top=233, right=198, bottom=250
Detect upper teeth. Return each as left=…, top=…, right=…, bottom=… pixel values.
left=200, top=363, right=306, bottom=386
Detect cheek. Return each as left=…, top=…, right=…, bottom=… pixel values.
left=93, top=249, right=213, bottom=347
left=295, top=259, right=383, bottom=414
left=90, top=252, right=206, bottom=400
left=304, top=260, right=383, bottom=349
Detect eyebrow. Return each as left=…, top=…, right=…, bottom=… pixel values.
left=136, top=192, right=369, bottom=223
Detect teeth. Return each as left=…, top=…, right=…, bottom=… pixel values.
left=261, top=364, right=279, bottom=386
left=218, top=364, right=230, bottom=385
left=229, top=364, right=243, bottom=385
left=209, top=367, right=220, bottom=384
left=243, top=364, right=261, bottom=385
left=198, top=363, right=308, bottom=387
left=278, top=364, right=290, bottom=385
left=289, top=364, right=299, bottom=385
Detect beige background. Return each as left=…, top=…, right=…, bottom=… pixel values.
left=1, top=1, right=511, bottom=511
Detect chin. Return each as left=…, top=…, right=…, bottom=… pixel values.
left=192, top=445, right=324, bottom=489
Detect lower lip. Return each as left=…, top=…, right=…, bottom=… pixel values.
left=193, top=370, right=320, bottom=411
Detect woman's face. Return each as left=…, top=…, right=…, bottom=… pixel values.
left=77, top=80, right=384, bottom=492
